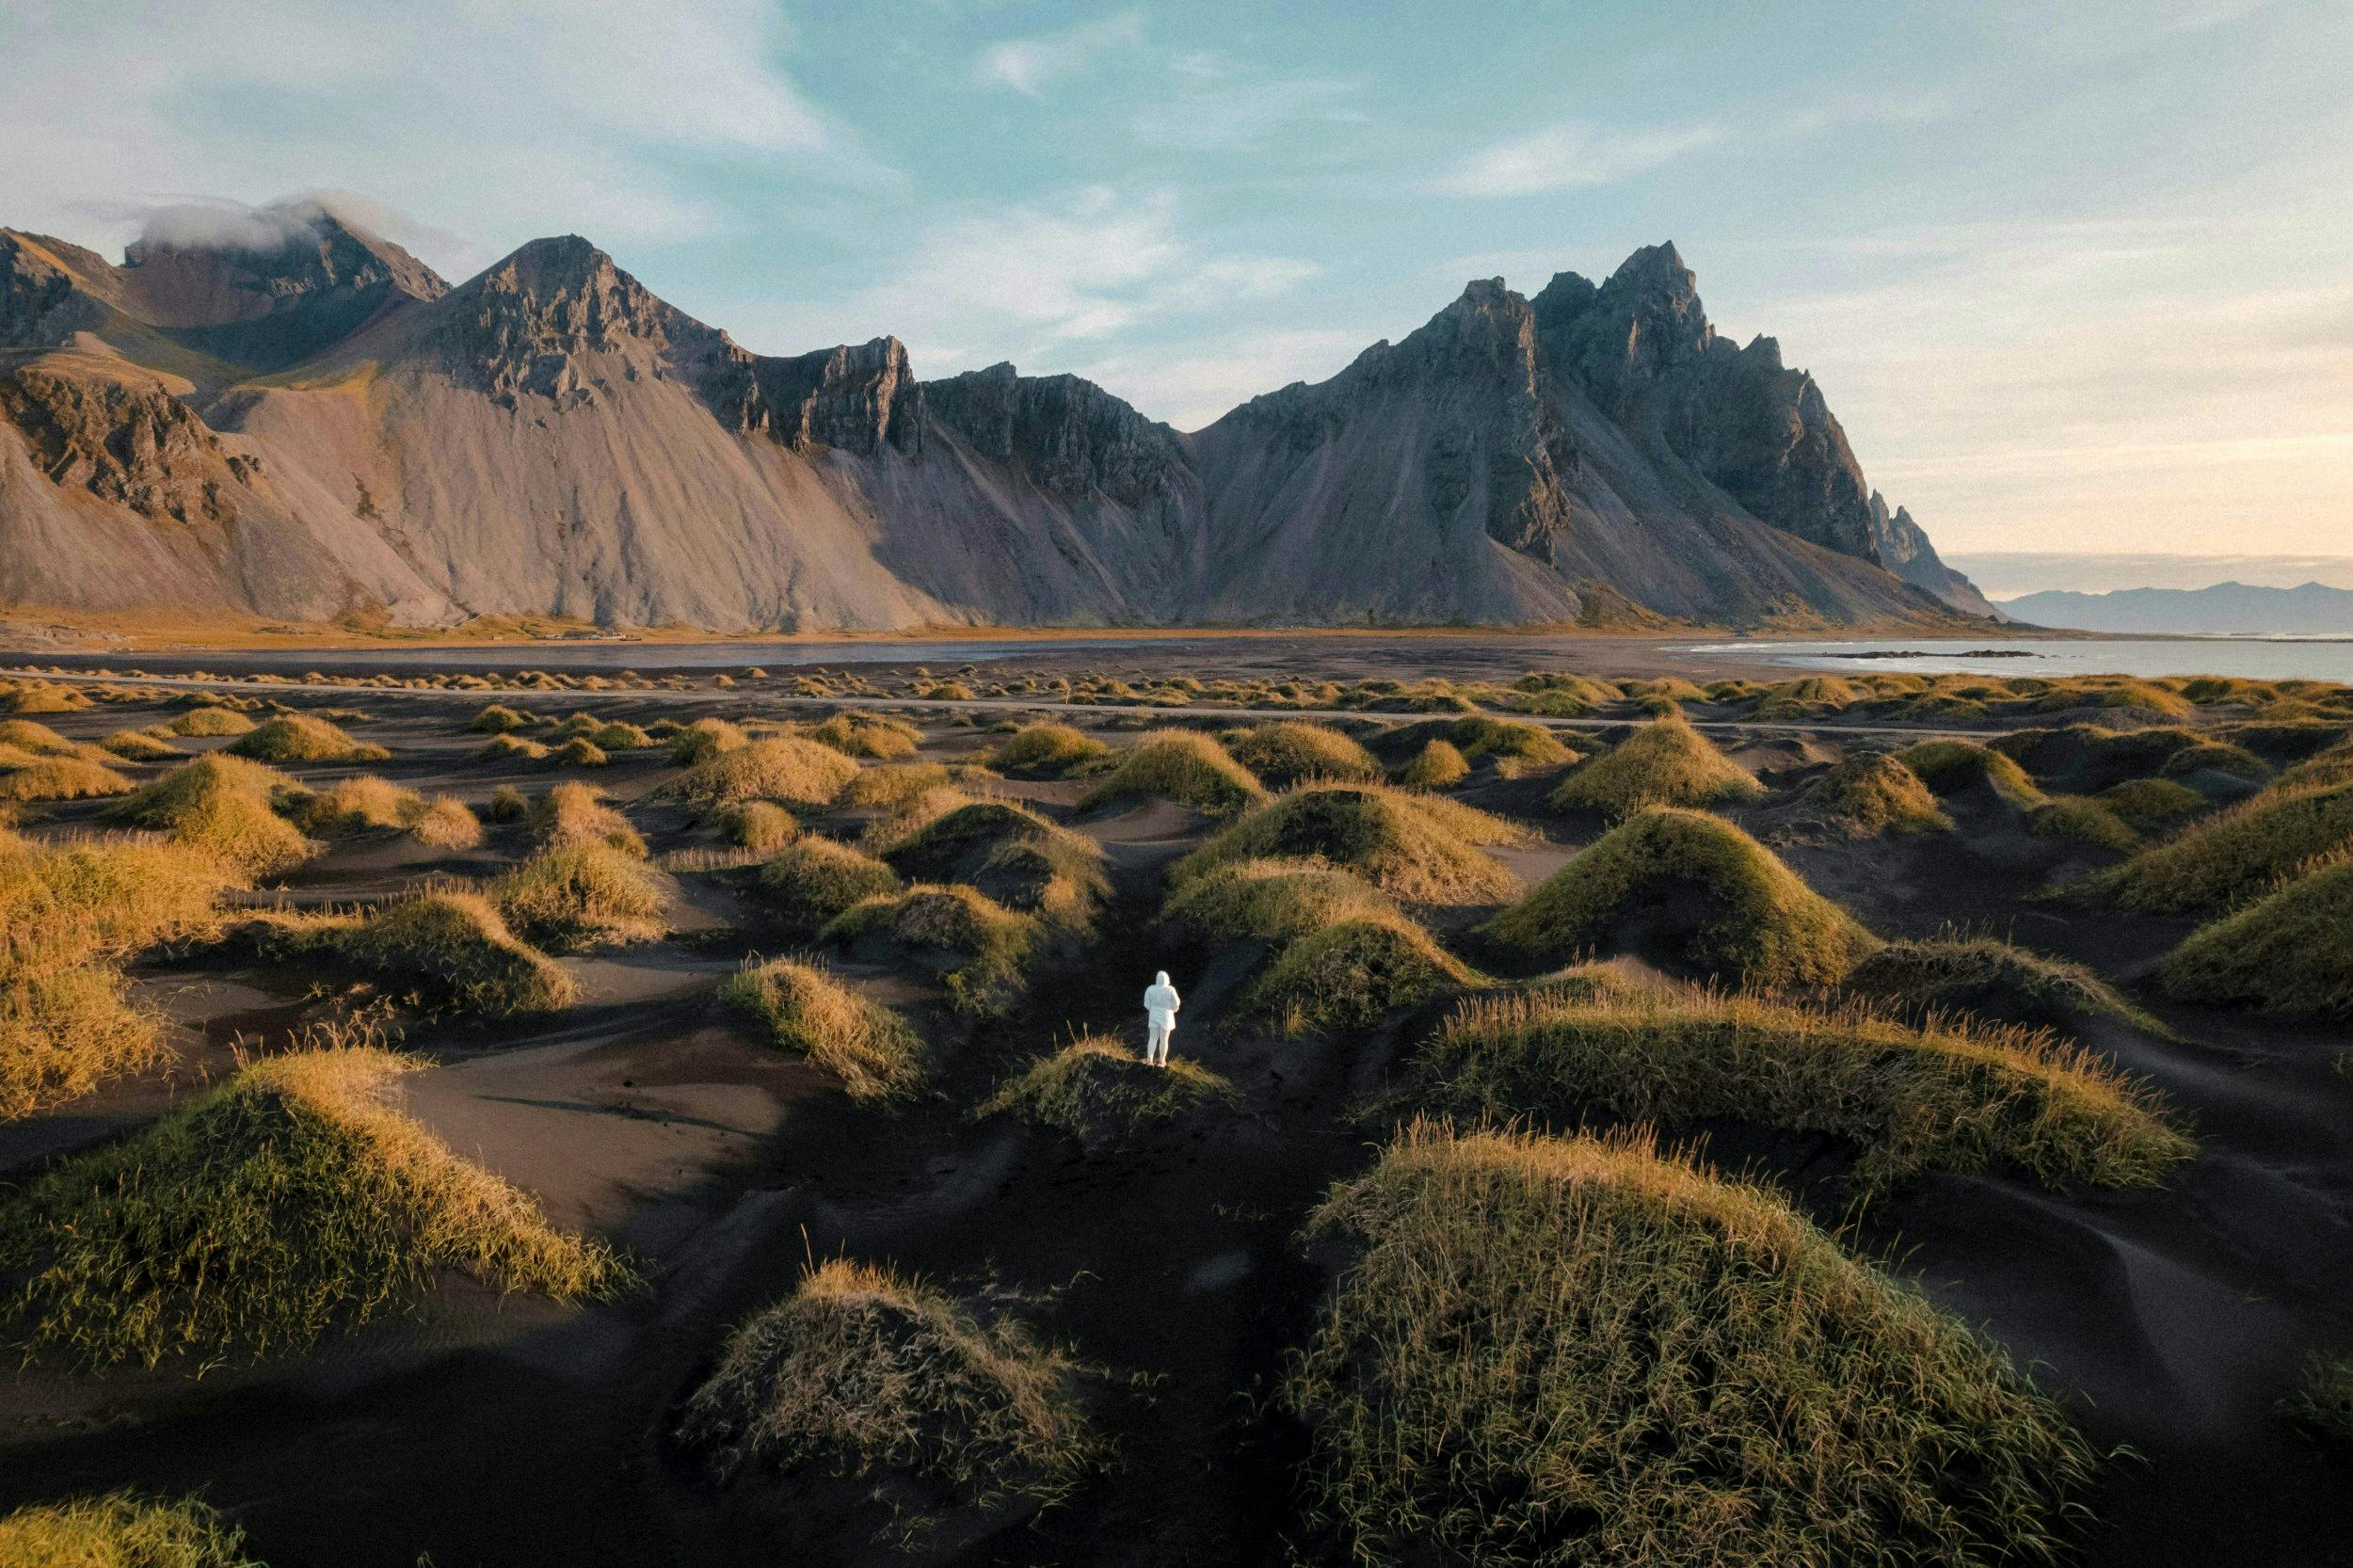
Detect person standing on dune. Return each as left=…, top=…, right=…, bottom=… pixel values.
left=1143, top=970, right=1181, bottom=1066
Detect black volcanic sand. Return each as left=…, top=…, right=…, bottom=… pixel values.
left=0, top=676, right=2349, bottom=1567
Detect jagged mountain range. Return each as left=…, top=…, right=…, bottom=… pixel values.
left=0, top=199, right=1992, bottom=631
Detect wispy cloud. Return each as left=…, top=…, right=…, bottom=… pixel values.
left=738, top=187, right=1322, bottom=381
left=0, top=0, right=897, bottom=271
left=971, top=10, right=1144, bottom=96
left=1129, top=51, right=1367, bottom=152
left=1430, top=120, right=1722, bottom=197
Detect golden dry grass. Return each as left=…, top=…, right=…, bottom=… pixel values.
left=823, top=884, right=1042, bottom=1017
left=722, top=956, right=926, bottom=1102
left=1241, top=915, right=1483, bottom=1036
left=992, top=722, right=1110, bottom=776
left=718, top=800, right=798, bottom=851
left=660, top=735, right=860, bottom=808
left=0, top=1046, right=630, bottom=1369
left=527, top=781, right=648, bottom=856
left=106, top=756, right=317, bottom=876
left=491, top=843, right=670, bottom=952
left=1221, top=721, right=1383, bottom=788
left=255, top=892, right=577, bottom=1016
left=226, top=712, right=389, bottom=764
left=165, top=706, right=257, bottom=737
left=1792, top=754, right=1951, bottom=837
left=807, top=711, right=922, bottom=760
left=0, top=1491, right=261, bottom=1567
left=1395, top=738, right=1469, bottom=789
left=757, top=837, right=904, bottom=934
left=1160, top=857, right=1401, bottom=944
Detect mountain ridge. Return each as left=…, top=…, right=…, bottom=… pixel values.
left=1997, top=581, right=2353, bottom=635
left=0, top=203, right=1993, bottom=632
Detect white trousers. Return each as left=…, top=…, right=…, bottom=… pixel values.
left=1145, top=1017, right=1173, bottom=1064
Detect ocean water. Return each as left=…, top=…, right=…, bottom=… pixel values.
left=1676, top=637, right=2353, bottom=684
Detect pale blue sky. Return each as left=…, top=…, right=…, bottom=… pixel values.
left=4, top=0, right=2347, bottom=562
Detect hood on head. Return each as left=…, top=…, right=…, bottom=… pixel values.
left=1155, top=970, right=1170, bottom=986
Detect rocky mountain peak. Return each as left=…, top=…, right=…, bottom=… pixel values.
left=443, top=236, right=719, bottom=407
left=725, top=335, right=923, bottom=458
left=925, top=361, right=1184, bottom=504
left=0, top=231, right=106, bottom=349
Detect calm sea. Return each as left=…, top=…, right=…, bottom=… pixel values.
left=1677, top=637, right=2353, bottom=683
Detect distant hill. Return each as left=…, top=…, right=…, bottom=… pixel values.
left=1, top=199, right=1993, bottom=632
left=1998, top=582, right=2353, bottom=635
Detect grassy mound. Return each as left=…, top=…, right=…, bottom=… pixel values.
left=1503, top=671, right=1621, bottom=715
left=0, top=968, right=164, bottom=1124
left=1483, top=808, right=1877, bottom=988
left=822, top=885, right=1041, bottom=1017
left=97, top=728, right=181, bottom=761
left=280, top=774, right=424, bottom=837
left=107, top=756, right=316, bottom=875
left=1221, top=721, right=1382, bottom=788
left=979, top=1033, right=1240, bottom=1149
left=1241, top=916, right=1481, bottom=1035
left=1160, top=857, right=1400, bottom=944
left=1172, top=784, right=1525, bottom=905
left=1284, top=1123, right=2097, bottom=1567
left=2073, top=778, right=2353, bottom=914
left=1846, top=936, right=2168, bottom=1037
left=259, top=892, right=577, bottom=1016
left=1396, top=738, right=1469, bottom=789
left=2096, top=776, right=2205, bottom=828
left=166, top=706, right=256, bottom=737
left=1076, top=728, right=1267, bottom=817
left=2158, top=851, right=2353, bottom=1018
left=1546, top=714, right=1760, bottom=818
left=0, top=1491, right=261, bottom=1566
left=0, top=753, right=134, bottom=802
left=2027, top=795, right=2140, bottom=855
left=0, top=1048, right=627, bottom=1368
left=661, top=736, right=860, bottom=808
left=1792, top=753, right=1951, bottom=836
left=1897, top=739, right=2046, bottom=808
left=758, top=837, right=903, bottom=933
left=1416, top=985, right=2188, bottom=1192
left=1380, top=716, right=1575, bottom=773
left=471, top=702, right=537, bottom=733
left=719, top=800, right=799, bottom=850
left=878, top=800, right=1110, bottom=932
left=992, top=722, right=1109, bottom=776
left=677, top=1257, right=1094, bottom=1519
left=2281, top=1353, right=2353, bottom=1452
left=722, top=957, right=925, bottom=1102
left=473, top=732, right=550, bottom=763
left=227, top=712, right=389, bottom=764
left=548, top=736, right=609, bottom=768
left=2, top=680, right=89, bottom=715
left=843, top=761, right=954, bottom=809
left=527, top=781, right=648, bottom=856
left=668, top=716, right=749, bottom=765
left=490, top=843, right=670, bottom=952
left=1753, top=673, right=1865, bottom=720
left=808, top=711, right=922, bottom=760
left=411, top=794, right=484, bottom=850
left=0, top=719, right=95, bottom=758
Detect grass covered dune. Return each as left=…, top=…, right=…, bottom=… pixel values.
left=1415, top=984, right=2192, bottom=1193
left=1287, top=1124, right=2097, bottom=1568
left=0, top=1491, right=262, bottom=1567
left=979, top=1032, right=1240, bottom=1149
left=0, top=1048, right=629, bottom=1369
left=1172, top=783, right=1527, bottom=905
left=1483, top=807, right=1877, bottom=989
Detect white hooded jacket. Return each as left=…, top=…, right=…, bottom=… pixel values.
left=1144, top=971, right=1181, bottom=1029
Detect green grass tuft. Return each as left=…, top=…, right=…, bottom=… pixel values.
left=991, top=722, right=1109, bottom=776
left=1482, top=808, right=1878, bottom=988
left=757, top=837, right=903, bottom=934
left=1395, top=738, right=1469, bottom=789
left=1414, top=984, right=2191, bottom=1193
left=107, top=756, right=316, bottom=876
left=979, top=1032, right=1240, bottom=1149
left=822, top=885, right=1042, bottom=1017
left=677, top=1257, right=1096, bottom=1521
left=1241, top=916, right=1481, bottom=1036
left=2157, top=850, right=2353, bottom=1018
left=1546, top=714, right=1760, bottom=818
left=2073, top=778, right=2353, bottom=914
left=0, top=1047, right=630, bottom=1369
left=1172, top=784, right=1525, bottom=906
left=1076, top=728, right=1267, bottom=817
left=1160, top=857, right=1400, bottom=944
left=255, top=892, right=577, bottom=1016
left=1792, top=754, right=1951, bottom=837
left=1284, top=1122, right=2099, bottom=1567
